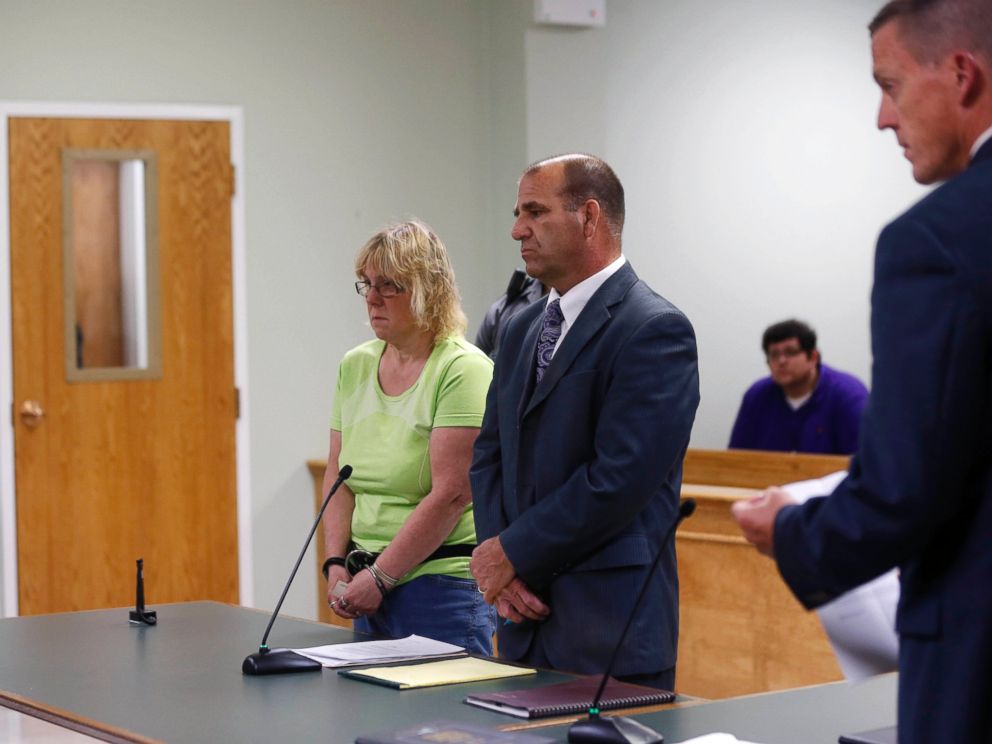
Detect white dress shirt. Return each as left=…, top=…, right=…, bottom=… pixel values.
left=544, top=254, right=627, bottom=358
left=970, top=124, right=992, bottom=158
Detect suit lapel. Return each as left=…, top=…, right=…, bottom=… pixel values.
left=522, top=264, right=639, bottom=418
left=515, top=309, right=543, bottom=421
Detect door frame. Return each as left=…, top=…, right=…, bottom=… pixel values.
left=0, top=102, right=254, bottom=616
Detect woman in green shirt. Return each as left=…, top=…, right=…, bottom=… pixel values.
left=321, top=220, right=496, bottom=653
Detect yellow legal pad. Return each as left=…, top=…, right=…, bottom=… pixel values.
left=339, top=656, right=537, bottom=689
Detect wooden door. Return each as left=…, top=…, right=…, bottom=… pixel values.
left=10, top=118, right=239, bottom=614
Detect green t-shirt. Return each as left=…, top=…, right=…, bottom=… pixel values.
left=330, top=336, right=493, bottom=583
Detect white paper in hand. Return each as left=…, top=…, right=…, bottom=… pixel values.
left=780, top=471, right=899, bottom=682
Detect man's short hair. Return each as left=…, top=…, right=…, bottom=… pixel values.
left=762, top=319, right=817, bottom=355
left=869, top=0, right=992, bottom=63
left=525, top=154, right=625, bottom=238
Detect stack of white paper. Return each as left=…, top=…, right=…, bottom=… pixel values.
left=292, top=635, right=465, bottom=668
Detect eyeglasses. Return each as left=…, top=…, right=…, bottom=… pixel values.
left=355, top=279, right=404, bottom=298
left=766, top=348, right=806, bottom=362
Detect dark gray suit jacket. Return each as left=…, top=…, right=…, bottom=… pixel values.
left=471, top=262, right=699, bottom=676
left=775, top=139, right=992, bottom=744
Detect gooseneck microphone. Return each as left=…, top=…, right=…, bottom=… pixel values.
left=568, top=498, right=697, bottom=744
left=242, top=465, right=353, bottom=675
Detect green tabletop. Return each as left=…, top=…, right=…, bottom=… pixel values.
left=0, top=601, right=572, bottom=743
left=546, top=673, right=898, bottom=744
left=0, top=601, right=897, bottom=744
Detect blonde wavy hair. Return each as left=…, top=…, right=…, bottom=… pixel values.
left=355, top=220, right=467, bottom=343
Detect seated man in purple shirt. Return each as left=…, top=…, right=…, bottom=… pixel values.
left=729, top=319, right=868, bottom=455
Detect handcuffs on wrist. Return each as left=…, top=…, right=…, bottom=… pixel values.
left=320, top=548, right=385, bottom=581
left=324, top=549, right=393, bottom=601
left=344, top=548, right=377, bottom=577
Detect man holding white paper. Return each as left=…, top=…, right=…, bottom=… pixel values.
left=733, top=1, right=992, bottom=741
left=780, top=472, right=899, bottom=683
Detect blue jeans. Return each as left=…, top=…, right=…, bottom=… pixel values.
left=354, top=573, right=496, bottom=655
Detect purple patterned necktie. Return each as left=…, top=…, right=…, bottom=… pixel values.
left=535, top=299, right=564, bottom=385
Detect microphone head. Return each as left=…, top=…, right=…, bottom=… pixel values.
left=679, top=498, right=697, bottom=518
left=339, top=464, right=353, bottom=479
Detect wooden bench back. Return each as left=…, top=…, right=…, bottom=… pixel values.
left=682, top=448, right=850, bottom=489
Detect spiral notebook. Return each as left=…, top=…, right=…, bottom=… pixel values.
left=463, top=675, right=675, bottom=719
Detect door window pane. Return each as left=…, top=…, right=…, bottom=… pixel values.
left=62, top=150, right=161, bottom=381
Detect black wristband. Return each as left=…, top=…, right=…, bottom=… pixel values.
left=321, top=556, right=346, bottom=580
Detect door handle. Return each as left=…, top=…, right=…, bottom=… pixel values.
left=19, top=400, right=44, bottom=428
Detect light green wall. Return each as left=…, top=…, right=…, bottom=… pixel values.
left=0, top=0, right=527, bottom=619
left=1, top=0, right=930, bottom=620
left=520, top=0, right=926, bottom=448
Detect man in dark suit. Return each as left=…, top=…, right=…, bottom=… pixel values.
left=469, top=154, right=699, bottom=689
left=733, top=1, right=992, bottom=742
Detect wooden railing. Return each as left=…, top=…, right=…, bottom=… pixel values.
left=306, top=459, right=351, bottom=629
left=683, top=447, right=851, bottom=488
left=307, top=448, right=852, bottom=698
left=675, top=448, right=850, bottom=698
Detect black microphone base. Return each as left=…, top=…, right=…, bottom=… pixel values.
left=128, top=610, right=157, bottom=626
left=242, top=649, right=322, bottom=675
left=568, top=715, right=663, bottom=743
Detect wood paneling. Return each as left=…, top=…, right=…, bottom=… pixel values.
left=307, top=449, right=848, bottom=698
left=11, top=118, right=238, bottom=614
left=676, top=449, right=849, bottom=698
left=307, top=459, right=352, bottom=629
left=683, top=448, right=850, bottom=489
